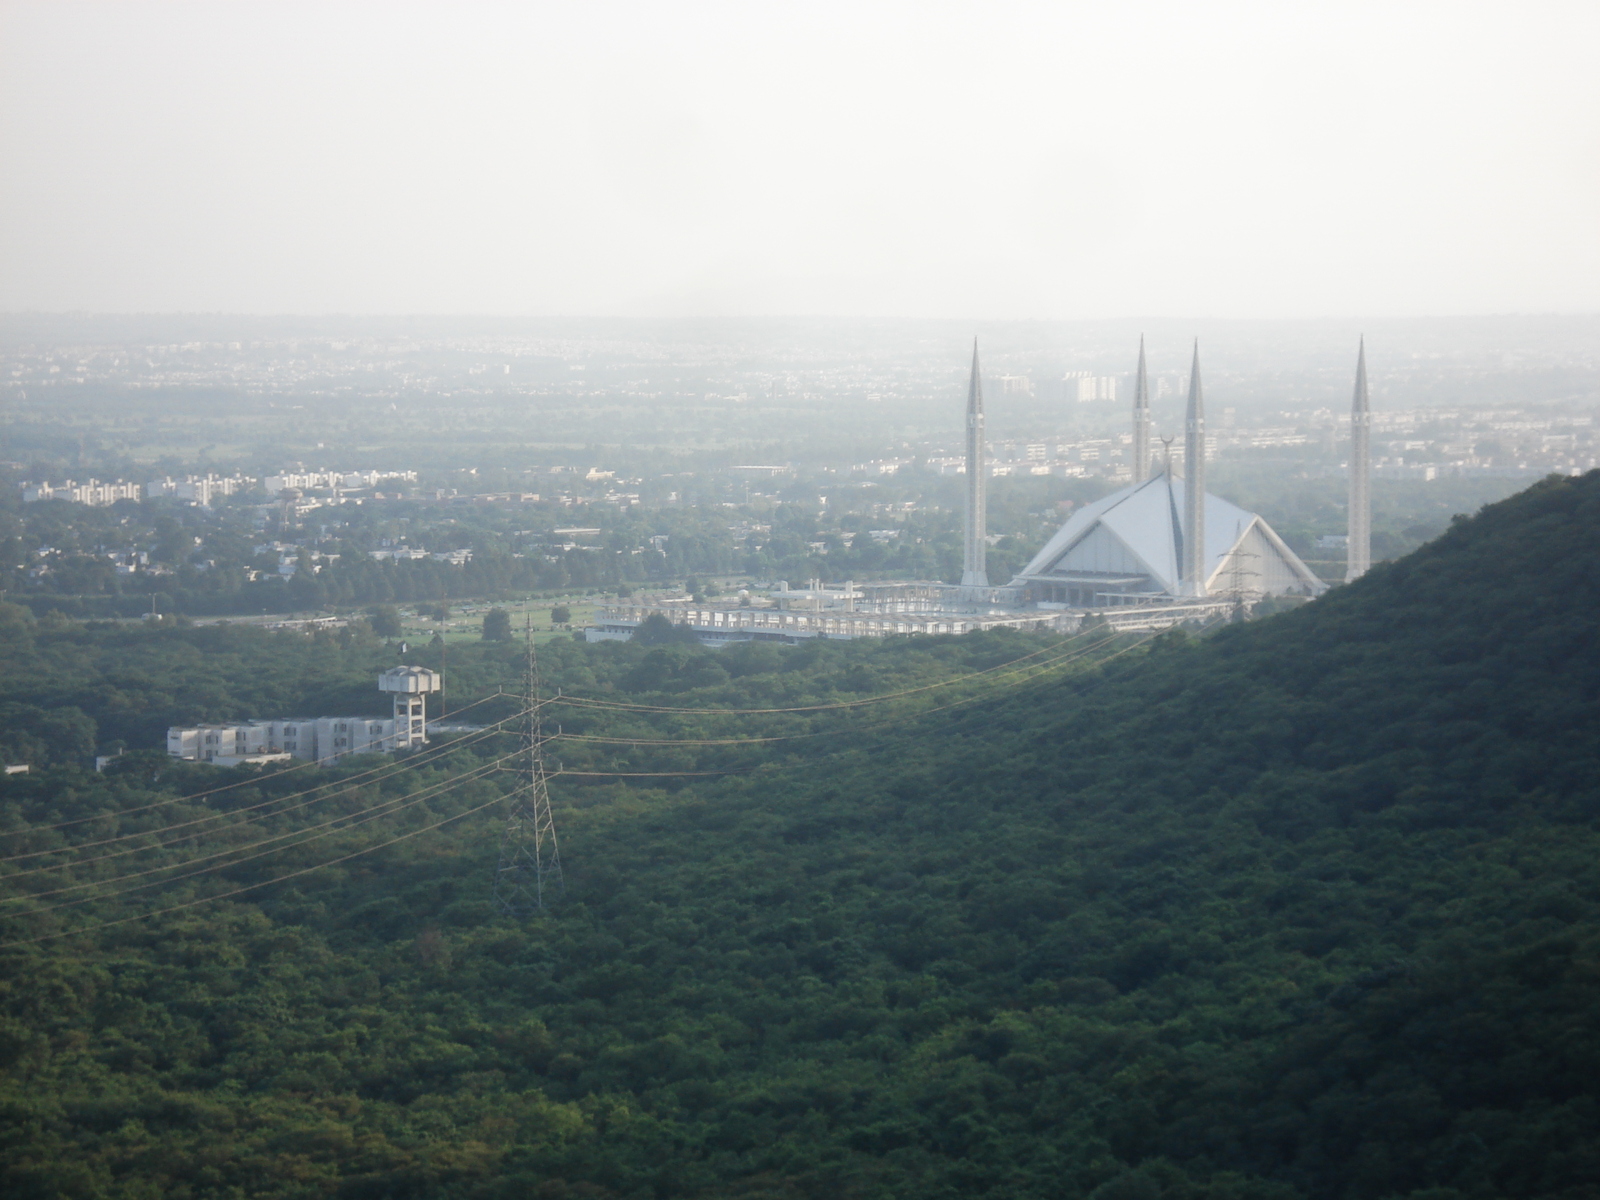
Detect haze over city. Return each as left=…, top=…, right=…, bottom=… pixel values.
left=3, top=0, right=1598, bottom=318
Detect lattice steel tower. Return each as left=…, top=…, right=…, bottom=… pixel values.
left=493, top=620, right=563, bottom=915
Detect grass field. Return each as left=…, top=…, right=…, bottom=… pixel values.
left=394, top=596, right=598, bottom=645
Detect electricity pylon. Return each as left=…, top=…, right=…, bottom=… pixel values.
left=493, top=618, right=563, bottom=915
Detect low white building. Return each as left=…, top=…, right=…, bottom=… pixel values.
left=22, top=478, right=142, bottom=506
left=166, top=717, right=395, bottom=766
left=167, top=667, right=442, bottom=766
left=263, top=469, right=417, bottom=493
left=147, top=473, right=256, bottom=505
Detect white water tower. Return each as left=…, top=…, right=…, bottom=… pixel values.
left=378, top=666, right=442, bottom=750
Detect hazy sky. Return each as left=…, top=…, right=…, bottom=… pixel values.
left=2, top=1, right=1596, bottom=319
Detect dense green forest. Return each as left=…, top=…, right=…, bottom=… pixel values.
left=2, top=473, right=1600, bottom=1198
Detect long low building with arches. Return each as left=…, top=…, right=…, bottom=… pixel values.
left=583, top=337, right=1349, bottom=647
left=584, top=601, right=1082, bottom=645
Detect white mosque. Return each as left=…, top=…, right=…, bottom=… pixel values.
left=1009, top=471, right=1325, bottom=608
left=589, top=338, right=1362, bottom=644
left=1002, top=338, right=1327, bottom=608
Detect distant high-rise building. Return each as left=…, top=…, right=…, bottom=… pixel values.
left=1064, top=372, right=1118, bottom=402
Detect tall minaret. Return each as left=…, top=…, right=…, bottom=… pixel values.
left=1347, top=338, right=1371, bottom=581
left=1132, top=335, right=1151, bottom=479
left=1182, top=341, right=1207, bottom=597
left=961, top=340, right=989, bottom=589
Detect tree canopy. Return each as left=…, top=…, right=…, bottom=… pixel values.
left=2, top=472, right=1600, bottom=1198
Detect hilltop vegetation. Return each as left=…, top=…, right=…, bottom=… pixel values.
left=2, top=473, right=1600, bottom=1199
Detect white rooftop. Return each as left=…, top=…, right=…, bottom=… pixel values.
left=1014, top=471, right=1324, bottom=597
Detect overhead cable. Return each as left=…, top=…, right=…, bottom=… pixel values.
left=0, top=755, right=515, bottom=915
left=0, top=792, right=510, bottom=951
left=0, top=688, right=521, bottom=838
left=0, top=711, right=524, bottom=869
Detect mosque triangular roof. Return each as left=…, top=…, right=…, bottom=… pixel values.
left=1012, top=471, right=1322, bottom=596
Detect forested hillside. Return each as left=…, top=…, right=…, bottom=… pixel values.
left=3, top=473, right=1600, bottom=1199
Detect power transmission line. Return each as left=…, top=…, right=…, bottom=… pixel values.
left=0, top=689, right=516, bottom=842
left=548, top=633, right=1156, bottom=777
left=15, top=632, right=1124, bottom=887
left=0, top=791, right=511, bottom=951
left=0, top=626, right=1162, bottom=946
left=543, top=627, right=1103, bottom=717
left=3, top=754, right=516, bottom=914
left=493, top=621, right=563, bottom=916
left=546, top=630, right=1125, bottom=746
left=0, top=717, right=520, bottom=874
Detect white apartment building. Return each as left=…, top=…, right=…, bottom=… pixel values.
left=147, top=473, right=256, bottom=505
left=167, top=717, right=397, bottom=766
left=21, top=479, right=142, bottom=506
left=1063, top=372, right=1118, bottom=403
left=263, top=469, right=417, bottom=493
left=167, top=667, right=442, bottom=766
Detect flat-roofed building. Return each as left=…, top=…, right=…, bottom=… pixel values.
left=167, top=666, right=442, bottom=765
